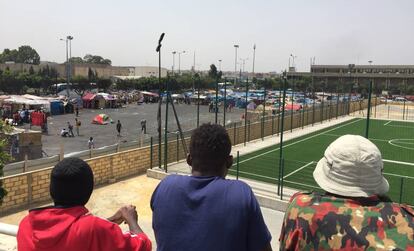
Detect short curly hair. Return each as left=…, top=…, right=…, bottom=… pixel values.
left=189, top=123, right=231, bottom=171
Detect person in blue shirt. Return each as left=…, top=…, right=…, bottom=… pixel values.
left=151, top=123, right=272, bottom=251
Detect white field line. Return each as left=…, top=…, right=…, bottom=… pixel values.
left=283, top=180, right=320, bottom=189
left=384, top=120, right=392, bottom=126
left=384, top=124, right=414, bottom=129
left=383, top=159, right=414, bottom=166
left=229, top=169, right=277, bottom=180
left=323, top=133, right=389, bottom=142
left=383, top=172, right=414, bottom=179
left=233, top=118, right=363, bottom=166
left=283, top=161, right=315, bottom=179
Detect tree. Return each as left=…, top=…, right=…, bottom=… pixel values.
left=97, top=78, right=112, bottom=91
left=0, top=46, right=40, bottom=64
left=69, top=57, right=84, bottom=64
left=72, top=75, right=92, bottom=95
left=0, top=120, right=12, bottom=205
left=16, top=45, right=40, bottom=64
left=83, top=54, right=112, bottom=65
left=208, top=64, right=219, bottom=79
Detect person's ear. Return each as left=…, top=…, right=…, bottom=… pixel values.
left=186, top=154, right=192, bottom=167
left=225, top=155, right=233, bottom=169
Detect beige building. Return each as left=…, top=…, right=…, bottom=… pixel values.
left=0, top=63, right=167, bottom=79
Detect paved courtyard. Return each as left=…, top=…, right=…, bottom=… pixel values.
left=20, top=103, right=243, bottom=157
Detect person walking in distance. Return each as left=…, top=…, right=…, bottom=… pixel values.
left=67, top=122, right=75, bottom=137
left=75, top=106, right=79, bottom=117
left=140, top=119, right=147, bottom=134
left=88, top=137, right=95, bottom=149
left=116, top=120, right=122, bottom=137
left=75, top=118, right=81, bottom=136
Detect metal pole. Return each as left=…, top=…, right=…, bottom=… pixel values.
left=262, top=87, right=266, bottom=140
left=155, top=33, right=166, bottom=170
left=150, top=137, right=153, bottom=169
left=233, top=123, right=236, bottom=145
left=156, top=36, right=163, bottom=170
left=223, top=78, right=227, bottom=127
left=252, top=44, right=256, bottom=75
left=236, top=151, right=240, bottom=180
left=176, top=133, right=179, bottom=162
left=244, top=77, right=249, bottom=146
left=290, top=78, right=294, bottom=132
left=278, top=72, right=288, bottom=195
left=365, top=80, right=373, bottom=138
left=197, top=77, right=200, bottom=127
left=399, top=177, right=404, bottom=203
left=164, top=81, right=169, bottom=171
left=280, top=158, right=285, bottom=200
left=215, top=78, right=219, bottom=124
left=65, top=39, right=69, bottom=96
left=234, top=45, right=238, bottom=86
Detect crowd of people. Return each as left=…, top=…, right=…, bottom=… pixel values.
left=14, top=123, right=414, bottom=250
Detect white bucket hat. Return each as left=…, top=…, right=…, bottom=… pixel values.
left=313, top=134, right=389, bottom=197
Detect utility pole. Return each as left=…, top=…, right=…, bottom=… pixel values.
left=252, top=44, right=256, bottom=77
left=172, top=51, right=176, bottom=74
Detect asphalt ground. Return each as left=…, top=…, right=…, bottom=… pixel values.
left=20, top=103, right=244, bottom=157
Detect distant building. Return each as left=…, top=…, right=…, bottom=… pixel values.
left=288, top=64, right=414, bottom=87
left=0, top=63, right=167, bottom=79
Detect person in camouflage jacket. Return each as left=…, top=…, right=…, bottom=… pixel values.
left=279, top=135, right=414, bottom=250
left=280, top=192, right=414, bottom=250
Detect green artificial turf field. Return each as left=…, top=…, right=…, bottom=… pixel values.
left=229, top=118, right=414, bottom=205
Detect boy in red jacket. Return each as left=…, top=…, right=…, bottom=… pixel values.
left=17, top=157, right=151, bottom=251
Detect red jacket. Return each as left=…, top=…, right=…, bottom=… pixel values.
left=17, top=206, right=151, bottom=251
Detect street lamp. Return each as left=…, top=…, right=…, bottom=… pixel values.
left=239, top=58, right=248, bottom=73
left=218, top=59, right=222, bottom=72
left=60, top=35, right=73, bottom=96
left=178, top=50, right=186, bottom=74
left=234, top=45, right=239, bottom=86
left=289, top=54, right=297, bottom=71
left=172, top=51, right=177, bottom=74
left=252, top=44, right=256, bottom=76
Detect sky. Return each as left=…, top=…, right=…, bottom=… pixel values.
left=1, top=0, right=414, bottom=73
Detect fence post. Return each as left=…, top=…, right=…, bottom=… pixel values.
left=388, top=105, right=390, bottom=119
left=236, top=151, right=240, bottom=180
left=399, top=177, right=404, bottom=204
left=280, top=158, right=285, bottom=200
left=23, top=154, right=28, bottom=173
left=365, top=80, right=373, bottom=139
left=271, top=115, right=275, bottom=135
left=248, top=120, right=251, bottom=142
left=60, top=143, right=64, bottom=161
left=27, top=173, right=33, bottom=207
left=403, top=100, right=406, bottom=120
left=233, top=123, right=236, bottom=145
left=301, top=106, right=305, bottom=129
left=150, top=137, right=153, bottom=169
left=176, top=133, right=179, bottom=162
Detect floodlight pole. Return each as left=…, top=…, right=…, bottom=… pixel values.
left=244, top=77, right=249, bottom=146
left=156, top=33, right=165, bottom=170
left=223, top=77, right=227, bottom=127
left=278, top=71, right=288, bottom=196
left=365, top=80, right=373, bottom=138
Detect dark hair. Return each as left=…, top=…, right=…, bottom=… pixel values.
left=189, top=123, right=231, bottom=171
left=50, top=157, right=94, bottom=206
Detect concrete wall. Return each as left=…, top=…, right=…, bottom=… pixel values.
left=0, top=99, right=377, bottom=215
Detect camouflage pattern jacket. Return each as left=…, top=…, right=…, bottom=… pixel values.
left=279, top=192, right=414, bottom=251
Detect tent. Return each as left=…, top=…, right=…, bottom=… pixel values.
left=247, top=102, right=257, bottom=110
left=284, top=104, right=302, bottom=111
left=92, top=114, right=113, bottom=125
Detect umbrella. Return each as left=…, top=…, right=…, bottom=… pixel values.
left=92, top=114, right=113, bottom=125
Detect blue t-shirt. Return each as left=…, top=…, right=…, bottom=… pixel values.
left=151, top=175, right=272, bottom=251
